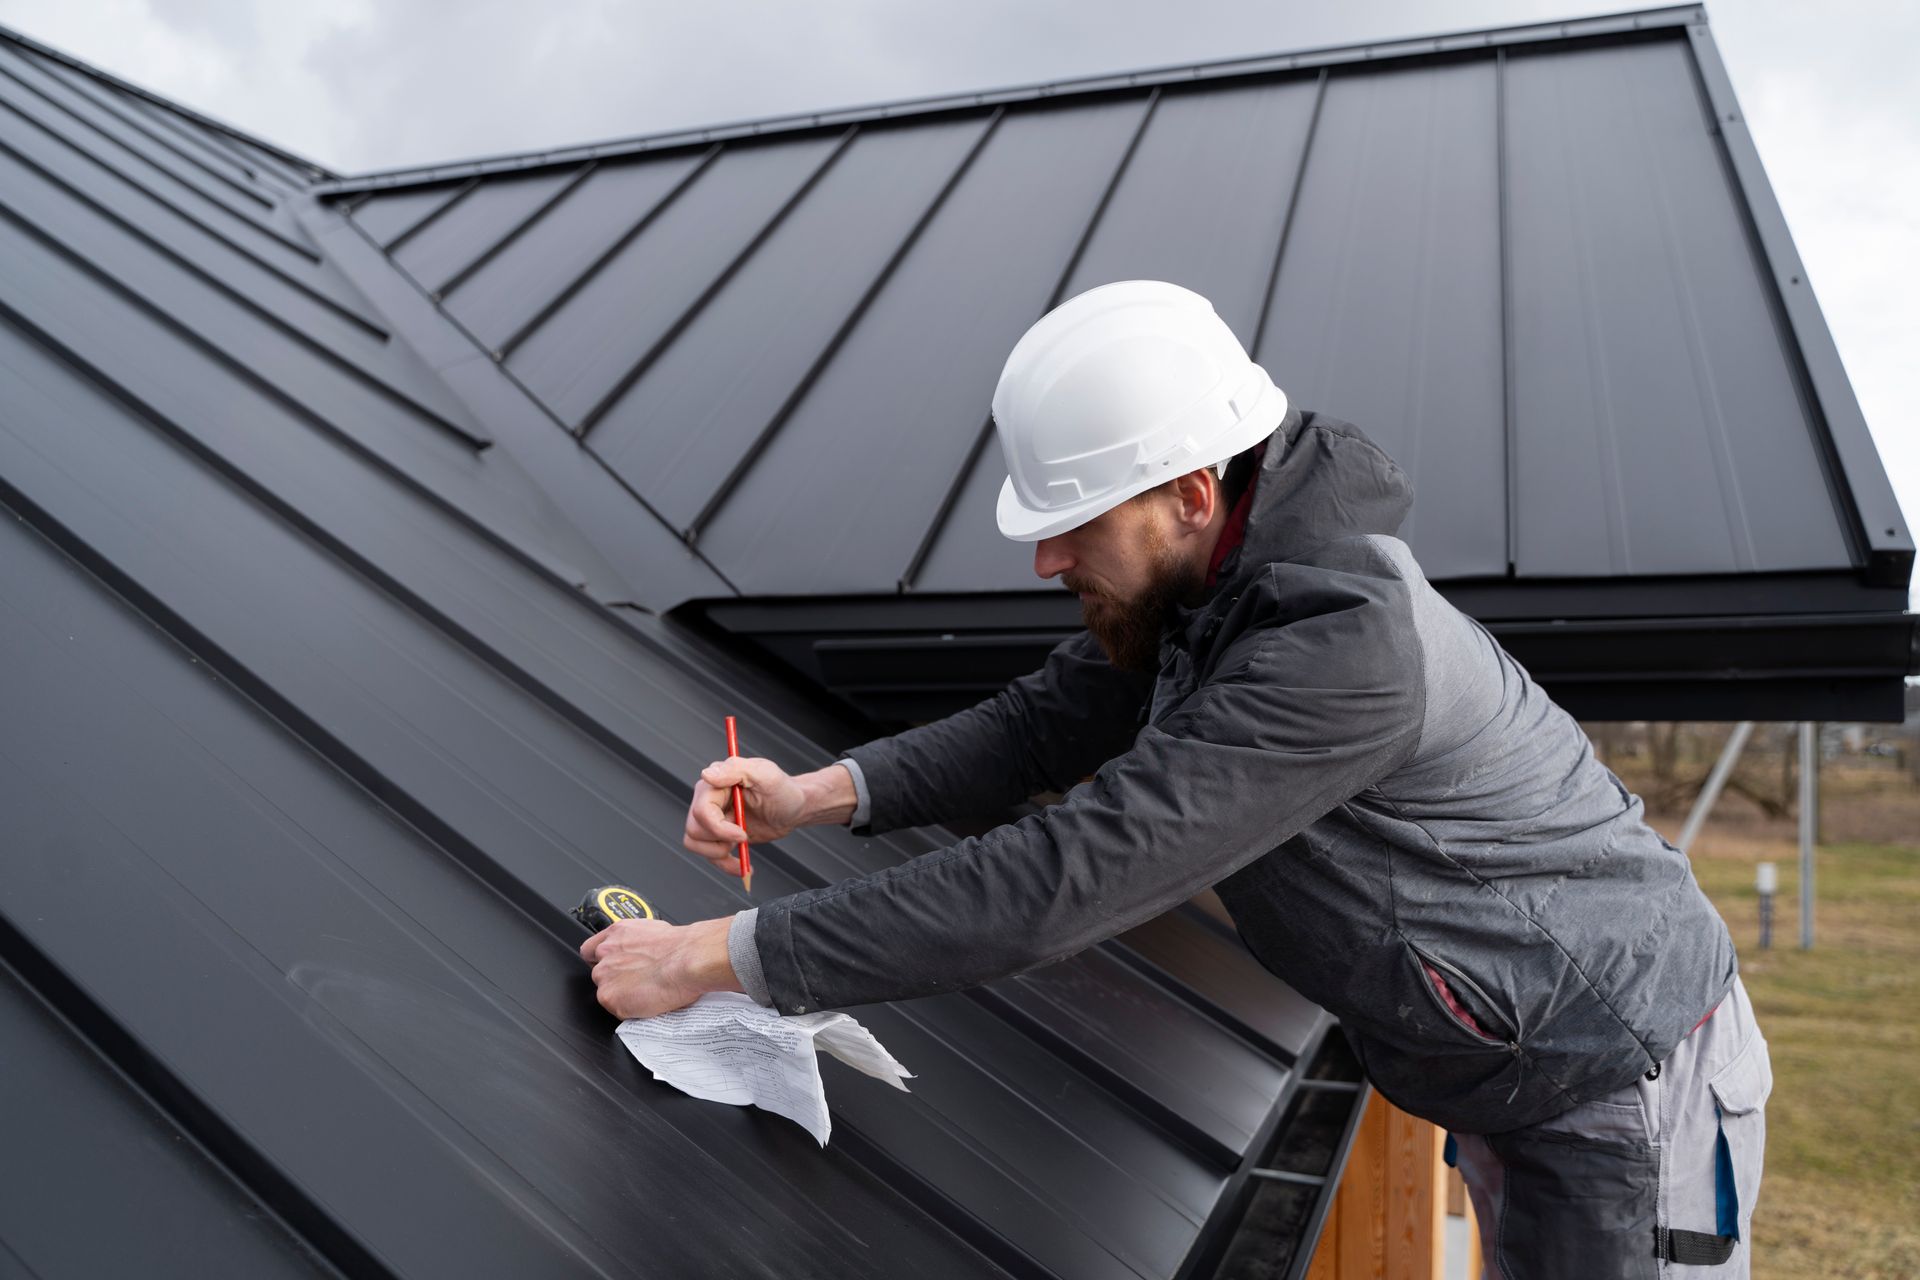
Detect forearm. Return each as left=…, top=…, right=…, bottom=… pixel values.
left=748, top=560, right=1428, bottom=1014
left=845, top=631, right=1151, bottom=835
left=760, top=714, right=1417, bottom=1014
left=793, top=760, right=860, bottom=827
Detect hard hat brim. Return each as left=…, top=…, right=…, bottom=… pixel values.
left=994, top=385, right=1287, bottom=543
left=995, top=474, right=1108, bottom=542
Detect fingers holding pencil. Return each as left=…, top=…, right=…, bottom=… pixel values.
left=725, top=715, right=752, bottom=893
left=683, top=734, right=808, bottom=886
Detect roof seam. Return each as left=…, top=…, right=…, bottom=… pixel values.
left=0, top=295, right=585, bottom=637
left=495, top=143, right=722, bottom=363
left=0, top=138, right=486, bottom=432
left=432, top=160, right=597, bottom=300
left=576, top=125, right=861, bottom=441
left=1248, top=68, right=1330, bottom=362
left=0, top=54, right=320, bottom=262
left=21, top=46, right=280, bottom=212
left=380, top=175, right=482, bottom=255
left=0, top=193, right=486, bottom=451
left=683, top=107, right=1008, bottom=545
left=0, top=107, right=386, bottom=339
left=899, top=88, right=1164, bottom=592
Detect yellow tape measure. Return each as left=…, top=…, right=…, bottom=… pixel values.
left=572, top=884, right=657, bottom=932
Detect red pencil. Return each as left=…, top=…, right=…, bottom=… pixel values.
left=724, top=715, right=752, bottom=893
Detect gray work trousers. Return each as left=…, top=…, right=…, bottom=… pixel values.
left=1451, top=976, right=1771, bottom=1279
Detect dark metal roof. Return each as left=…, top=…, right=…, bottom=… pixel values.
left=324, top=5, right=1908, bottom=596
left=301, top=5, right=1913, bottom=719
left=0, top=19, right=1364, bottom=1278
left=0, top=5, right=1912, bottom=1271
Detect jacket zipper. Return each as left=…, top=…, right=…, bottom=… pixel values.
left=1411, top=943, right=1531, bottom=1104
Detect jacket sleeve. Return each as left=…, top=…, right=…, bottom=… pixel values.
left=840, top=629, right=1155, bottom=835
left=752, top=554, right=1428, bottom=1014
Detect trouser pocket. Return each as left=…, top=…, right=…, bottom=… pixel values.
left=1485, top=1128, right=1660, bottom=1280
left=1657, top=1029, right=1771, bottom=1268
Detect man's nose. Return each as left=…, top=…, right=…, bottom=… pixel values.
left=1034, top=537, right=1073, bottom=580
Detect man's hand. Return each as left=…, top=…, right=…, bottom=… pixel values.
left=579, top=917, right=742, bottom=1020
left=683, top=757, right=857, bottom=875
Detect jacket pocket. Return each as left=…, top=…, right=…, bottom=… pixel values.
left=1406, top=940, right=1517, bottom=1047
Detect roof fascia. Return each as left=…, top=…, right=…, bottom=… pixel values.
left=1680, top=19, right=1914, bottom=589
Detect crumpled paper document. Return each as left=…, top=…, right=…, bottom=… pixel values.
left=616, top=992, right=912, bottom=1145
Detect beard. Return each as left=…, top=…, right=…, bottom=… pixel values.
left=1063, top=523, right=1209, bottom=675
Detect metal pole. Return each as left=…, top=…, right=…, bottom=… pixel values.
left=1756, top=861, right=1776, bottom=950
left=1799, top=721, right=1817, bottom=949
left=1678, top=721, right=1754, bottom=852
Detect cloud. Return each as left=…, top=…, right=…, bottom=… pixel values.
left=0, top=0, right=1576, bottom=172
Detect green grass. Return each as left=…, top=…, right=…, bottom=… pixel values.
left=1689, top=840, right=1920, bottom=1279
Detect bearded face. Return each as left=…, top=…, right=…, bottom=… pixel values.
left=1059, top=514, right=1209, bottom=674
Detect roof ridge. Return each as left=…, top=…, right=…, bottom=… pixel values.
left=311, top=3, right=1702, bottom=196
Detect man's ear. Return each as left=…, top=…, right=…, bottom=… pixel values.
left=1172, top=467, right=1218, bottom=533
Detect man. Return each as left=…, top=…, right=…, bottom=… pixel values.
left=582, top=281, right=1770, bottom=1277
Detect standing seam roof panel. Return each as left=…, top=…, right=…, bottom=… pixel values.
left=0, top=215, right=632, bottom=614
left=701, top=97, right=1151, bottom=595
left=1504, top=39, right=1851, bottom=577
left=314, top=14, right=1902, bottom=612
left=0, top=105, right=395, bottom=357
left=348, top=180, right=468, bottom=249
left=113, top=90, right=310, bottom=199
left=0, top=50, right=325, bottom=278
left=426, top=152, right=709, bottom=354
left=507, top=135, right=842, bottom=428
left=0, top=516, right=999, bottom=1279
left=587, top=117, right=993, bottom=531
left=19, top=44, right=288, bottom=211
left=0, top=154, right=490, bottom=451
left=914, top=76, right=1324, bottom=595
left=1254, top=60, right=1508, bottom=582
left=0, top=964, right=334, bottom=1279
left=0, top=97, right=382, bottom=342
left=0, top=43, right=311, bottom=257
left=4, top=7, right=1904, bottom=1270
left=391, top=166, right=578, bottom=297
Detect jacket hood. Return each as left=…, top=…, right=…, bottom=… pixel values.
left=1217, top=405, right=1414, bottom=588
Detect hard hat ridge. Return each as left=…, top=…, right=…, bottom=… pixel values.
left=992, top=280, right=1287, bottom=542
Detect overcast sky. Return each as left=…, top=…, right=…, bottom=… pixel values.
left=2, top=0, right=1913, bottom=605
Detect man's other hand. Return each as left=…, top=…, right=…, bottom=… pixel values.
left=579, top=917, right=741, bottom=1020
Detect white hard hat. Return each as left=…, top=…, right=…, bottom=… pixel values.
left=992, top=280, right=1287, bottom=542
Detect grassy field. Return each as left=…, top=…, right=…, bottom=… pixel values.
left=1617, top=753, right=1920, bottom=1280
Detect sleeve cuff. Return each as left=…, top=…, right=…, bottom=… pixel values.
left=836, top=757, right=871, bottom=830
left=726, top=908, right=772, bottom=1007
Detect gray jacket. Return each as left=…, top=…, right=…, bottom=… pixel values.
left=734, top=406, right=1735, bottom=1134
